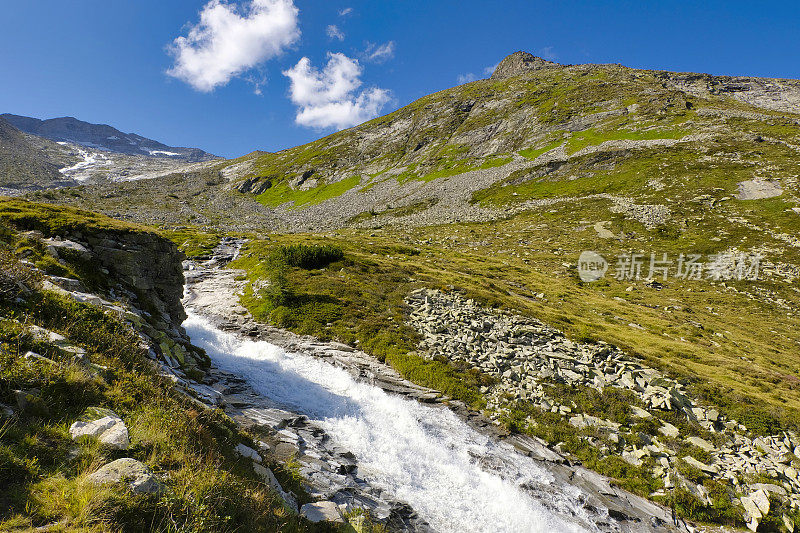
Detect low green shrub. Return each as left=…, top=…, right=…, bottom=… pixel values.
left=668, top=483, right=742, bottom=527
left=270, top=244, right=344, bottom=269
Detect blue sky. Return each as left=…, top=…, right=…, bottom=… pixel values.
left=1, top=0, right=798, bottom=158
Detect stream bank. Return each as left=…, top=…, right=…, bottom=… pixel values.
left=178, top=238, right=691, bottom=532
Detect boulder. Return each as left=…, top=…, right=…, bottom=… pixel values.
left=300, top=501, right=344, bottom=524
left=682, top=456, right=719, bottom=475
left=751, top=489, right=771, bottom=515
left=70, top=407, right=130, bottom=450
left=751, top=483, right=787, bottom=497
left=13, top=388, right=47, bottom=415
left=740, top=494, right=762, bottom=521
left=686, top=436, right=715, bottom=453
left=87, top=458, right=164, bottom=494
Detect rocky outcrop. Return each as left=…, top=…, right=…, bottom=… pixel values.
left=32, top=224, right=211, bottom=370
left=0, top=200, right=213, bottom=373
left=490, top=51, right=561, bottom=79
left=35, top=230, right=183, bottom=329
left=659, top=72, right=800, bottom=115
left=236, top=175, right=273, bottom=194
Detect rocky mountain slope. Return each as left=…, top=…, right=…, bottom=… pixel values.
left=38, top=53, right=799, bottom=235
left=0, top=117, right=75, bottom=191
left=216, top=51, right=799, bottom=232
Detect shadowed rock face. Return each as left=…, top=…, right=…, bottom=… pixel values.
left=22, top=216, right=210, bottom=369
left=24, top=220, right=191, bottom=353
left=490, top=51, right=561, bottom=79
left=56, top=228, right=188, bottom=330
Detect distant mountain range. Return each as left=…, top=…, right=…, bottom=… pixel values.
left=1, top=114, right=217, bottom=162
left=0, top=114, right=218, bottom=191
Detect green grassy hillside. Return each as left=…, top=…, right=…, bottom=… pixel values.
left=222, top=62, right=799, bottom=213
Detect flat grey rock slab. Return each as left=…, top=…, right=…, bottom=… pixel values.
left=300, top=501, right=344, bottom=523
left=736, top=178, right=783, bottom=200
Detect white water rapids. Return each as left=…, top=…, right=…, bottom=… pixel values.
left=184, top=311, right=604, bottom=532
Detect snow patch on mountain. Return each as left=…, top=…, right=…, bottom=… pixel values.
left=59, top=147, right=109, bottom=181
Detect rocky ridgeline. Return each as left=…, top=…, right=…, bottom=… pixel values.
left=406, top=288, right=800, bottom=531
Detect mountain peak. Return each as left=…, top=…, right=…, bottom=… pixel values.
left=490, top=51, right=560, bottom=79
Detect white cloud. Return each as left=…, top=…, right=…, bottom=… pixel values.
left=338, top=7, right=353, bottom=16
left=283, top=53, right=391, bottom=130
left=293, top=89, right=390, bottom=130
left=363, top=41, right=395, bottom=63
left=483, top=63, right=498, bottom=76
left=284, top=53, right=361, bottom=106
left=167, top=0, right=300, bottom=92
left=326, top=24, right=345, bottom=41
left=457, top=73, right=477, bottom=84
left=243, top=72, right=268, bottom=95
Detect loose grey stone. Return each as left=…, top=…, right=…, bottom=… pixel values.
left=235, top=443, right=262, bottom=463
left=69, top=407, right=130, bottom=450
left=658, top=423, right=679, bottom=439
left=686, top=436, right=715, bottom=453
left=682, top=456, right=719, bottom=475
